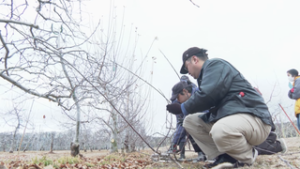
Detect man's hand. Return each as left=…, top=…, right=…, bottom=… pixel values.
left=166, top=103, right=183, bottom=115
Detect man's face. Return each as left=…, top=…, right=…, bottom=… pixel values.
left=184, top=56, right=200, bottom=79
left=177, top=89, right=191, bottom=103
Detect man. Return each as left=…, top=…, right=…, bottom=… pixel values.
left=168, top=80, right=206, bottom=161
left=167, top=47, right=274, bottom=168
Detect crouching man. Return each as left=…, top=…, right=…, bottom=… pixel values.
left=167, top=47, right=274, bottom=168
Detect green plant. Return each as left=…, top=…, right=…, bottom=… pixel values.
left=31, top=156, right=53, bottom=166
left=86, top=163, right=94, bottom=167
left=53, top=163, right=59, bottom=169
left=57, top=156, right=80, bottom=164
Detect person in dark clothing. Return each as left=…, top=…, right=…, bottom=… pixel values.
left=167, top=97, right=186, bottom=160
left=166, top=47, right=274, bottom=168
left=287, top=69, right=300, bottom=130
left=168, top=81, right=206, bottom=161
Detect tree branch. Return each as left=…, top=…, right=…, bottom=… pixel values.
left=0, top=31, right=9, bottom=75
left=0, top=19, right=39, bottom=29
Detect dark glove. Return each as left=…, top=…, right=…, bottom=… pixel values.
left=166, top=103, right=182, bottom=115
left=177, top=117, right=183, bottom=126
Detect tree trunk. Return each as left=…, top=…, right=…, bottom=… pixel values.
left=71, top=142, right=80, bottom=157
left=110, top=111, right=118, bottom=153
left=131, top=141, right=136, bottom=152
left=23, top=134, right=35, bottom=152
left=9, top=121, right=20, bottom=153
left=88, top=143, right=92, bottom=152
left=2, top=142, right=6, bottom=152
left=71, top=90, right=81, bottom=156
left=39, top=145, right=44, bottom=151
left=82, top=142, right=86, bottom=152
left=124, top=134, right=129, bottom=153
left=49, top=133, right=54, bottom=153
left=59, top=43, right=81, bottom=157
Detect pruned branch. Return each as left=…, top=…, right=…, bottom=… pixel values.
left=266, top=83, right=277, bottom=104
left=189, top=0, right=200, bottom=8
left=278, top=155, right=295, bottom=169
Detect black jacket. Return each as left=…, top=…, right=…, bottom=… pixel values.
left=182, top=58, right=273, bottom=127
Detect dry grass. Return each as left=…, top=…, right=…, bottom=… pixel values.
left=0, top=137, right=299, bottom=168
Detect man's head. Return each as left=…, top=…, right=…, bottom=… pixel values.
left=170, top=81, right=192, bottom=103
left=180, top=47, right=208, bottom=79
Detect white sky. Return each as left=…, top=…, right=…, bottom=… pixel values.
left=1, top=0, right=300, bottom=134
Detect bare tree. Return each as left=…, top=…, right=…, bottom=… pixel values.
left=1, top=0, right=161, bottom=156
left=0, top=0, right=103, bottom=156
left=0, top=103, right=23, bottom=153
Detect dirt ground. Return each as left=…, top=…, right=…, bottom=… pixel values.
left=0, top=149, right=110, bottom=161
left=0, top=137, right=300, bottom=168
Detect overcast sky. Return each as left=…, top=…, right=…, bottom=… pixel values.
left=1, top=0, right=300, bottom=134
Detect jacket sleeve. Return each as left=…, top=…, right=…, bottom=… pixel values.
left=182, top=60, right=236, bottom=114
left=290, top=78, right=300, bottom=100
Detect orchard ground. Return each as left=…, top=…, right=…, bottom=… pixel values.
left=0, top=137, right=300, bottom=168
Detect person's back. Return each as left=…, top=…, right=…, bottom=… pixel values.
left=185, top=58, right=273, bottom=127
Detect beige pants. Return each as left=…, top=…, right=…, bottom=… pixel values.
left=183, top=113, right=271, bottom=164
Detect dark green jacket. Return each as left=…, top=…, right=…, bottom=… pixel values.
left=182, top=58, right=273, bottom=127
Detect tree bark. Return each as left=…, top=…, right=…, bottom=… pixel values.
left=49, top=133, right=54, bottom=153
left=110, top=111, right=118, bottom=153
left=9, top=119, right=20, bottom=153
left=70, top=142, right=80, bottom=157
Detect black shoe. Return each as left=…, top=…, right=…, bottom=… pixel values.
left=204, top=154, right=237, bottom=169
left=233, top=148, right=258, bottom=168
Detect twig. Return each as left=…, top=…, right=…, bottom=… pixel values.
left=170, top=155, right=184, bottom=169
left=189, top=0, right=200, bottom=8
left=282, top=151, right=300, bottom=156
left=0, top=31, right=9, bottom=75
left=156, top=110, right=173, bottom=152
left=18, top=99, right=35, bottom=154
left=279, top=104, right=300, bottom=135
left=159, top=49, right=180, bottom=80
left=0, top=19, right=39, bottom=29
left=114, top=61, right=171, bottom=104
left=278, top=155, right=295, bottom=169
left=265, top=83, right=277, bottom=104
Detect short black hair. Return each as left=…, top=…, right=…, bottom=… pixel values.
left=287, top=69, right=299, bottom=77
